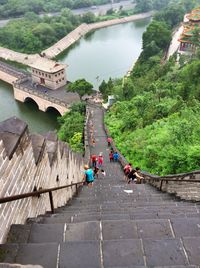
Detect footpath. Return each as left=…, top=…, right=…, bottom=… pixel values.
left=0, top=103, right=200, bottom=267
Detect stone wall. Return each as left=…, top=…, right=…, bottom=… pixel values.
left=0, top=117, right=84, bottom=243
left=0, top=70, right=18, bottom=85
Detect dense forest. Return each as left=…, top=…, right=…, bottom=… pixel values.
left=0, top=0, right=113, bottom=18
left=0, top=9, right=94, bottom=53
left=57, top=102, right=86, bottom=152
left=103, top=0, right=200, bottom=175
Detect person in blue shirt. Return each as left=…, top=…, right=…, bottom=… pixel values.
left=83, top=165, right=94, bottom=187
left=113, top=152, right=119, bottom=162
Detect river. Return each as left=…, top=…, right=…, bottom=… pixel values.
left=0, top=17, right=150, bottom=133
left=59, top=17, right=151, bottom=88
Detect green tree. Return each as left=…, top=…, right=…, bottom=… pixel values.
left=143, top=20, right=171, bottom=50
left=68, top=79, right=94, bottom=96
left=135, top=0, right=153, bottom=12
left=81, top=12, right=96, bottom=23
left=32, top=23, right=56, bottom=46
left=106, top=8, right=114, bottom=15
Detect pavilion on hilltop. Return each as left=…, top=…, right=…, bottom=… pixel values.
left=178, top=7, right=200, bottom=53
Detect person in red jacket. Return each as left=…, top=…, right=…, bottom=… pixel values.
left=123, top=163, right=132, bottom=182
left=109, top=151, right=114, bottom=162
left=91, top=154, right=97, bottom=167
left=97, top=153, right=103, bottom=168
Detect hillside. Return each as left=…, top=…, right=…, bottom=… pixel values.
left=104, top=0, right=200, bottom=175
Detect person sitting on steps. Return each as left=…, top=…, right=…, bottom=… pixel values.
left=127, top=167, right=144, bottom=184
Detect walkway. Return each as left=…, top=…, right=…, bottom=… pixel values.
left=1, top=103, right=200, bottom=267
left=0, top=12, right=153, bottom=65
left=42, top=12, right=153, bottom=59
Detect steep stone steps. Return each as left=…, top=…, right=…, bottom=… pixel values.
left=1, top=104, right=200, bottom=267
left=7, top=218, right=199, bottom=243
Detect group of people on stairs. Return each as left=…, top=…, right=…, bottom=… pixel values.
left=123, top=163, right=144, bottom=184
left=83, top=131, right=143, bottom=187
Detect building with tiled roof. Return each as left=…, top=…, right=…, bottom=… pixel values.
left=30, top=58, right=67, bottom=90
left=178, top=7, right=200, bottom=53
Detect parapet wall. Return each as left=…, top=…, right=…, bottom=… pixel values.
left=0, top=117, right=84, bottom=243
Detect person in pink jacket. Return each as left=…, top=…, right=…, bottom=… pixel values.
left=97, top=153, right=103, bottom=168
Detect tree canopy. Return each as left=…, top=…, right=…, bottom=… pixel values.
left=0, top=0, right=112, bottom=18
left=68, top=79, right=94, bottom=97
left=57, top=102, right=86, bottom=152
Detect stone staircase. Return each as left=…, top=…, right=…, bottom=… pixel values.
left=0, top=105, right=200, bottom=267
left=1, top=178, right=200, bottom=267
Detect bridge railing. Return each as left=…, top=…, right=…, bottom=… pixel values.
left=13, top=77, right=69, bottom=108
left=103, top=110, right=200, bottom=201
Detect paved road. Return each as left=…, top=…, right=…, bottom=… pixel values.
left=0, top=0, right=135, bottom=28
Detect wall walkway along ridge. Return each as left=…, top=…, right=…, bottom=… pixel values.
left=0, top=103, right=200, bottom=267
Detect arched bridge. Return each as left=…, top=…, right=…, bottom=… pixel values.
left=0, top=61, right=80, bottom=116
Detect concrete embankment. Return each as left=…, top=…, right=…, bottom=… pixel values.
left=42, top=11, right=153, bottom=59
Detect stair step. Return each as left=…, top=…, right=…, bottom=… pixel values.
left=142, top=238, right=188, bottom=267
left=182, top=237, right=200, bottom=265
left=59, top=241, right=101, bottom=268
left=6, top=225, right=31, bottom=244
left=35, top=211, right=200, bottom=224
left=65, top=221, right=100, bottom=241
left=57, top=206, right=198, bottom=215
left=2, top=243, right=59, bottom=268
left=170, top=218, right=200, bottom=237
left=0, top=244, right=19, bottom=263
left=29, top=224, right=64, bottom=243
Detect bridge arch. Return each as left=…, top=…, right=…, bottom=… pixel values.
left=45, top=106, right=62, bottom=116
left=24, top=97, right=39, bottom=109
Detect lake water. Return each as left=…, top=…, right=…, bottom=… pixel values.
left=59, top=18, right=151, bottom=88
left=0, top=17, right=150, bottom=133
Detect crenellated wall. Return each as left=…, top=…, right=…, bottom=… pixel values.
left=0, top=117, right=85, bottom=243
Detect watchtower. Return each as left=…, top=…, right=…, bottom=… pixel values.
left=30, top=59, right=67, bottom=90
